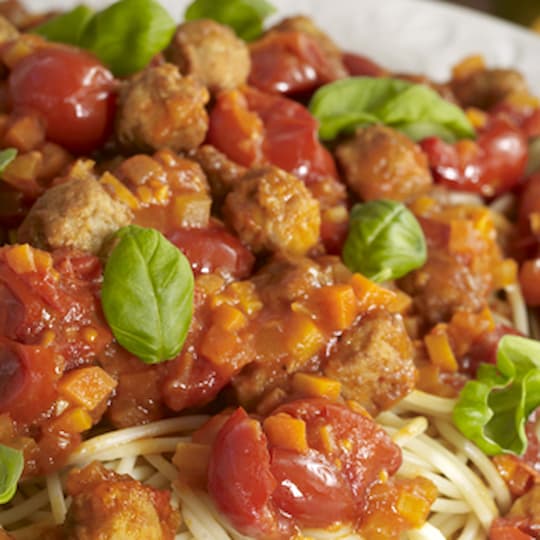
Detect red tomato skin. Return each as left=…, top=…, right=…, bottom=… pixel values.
left=9, top=45, right=116, bottom=154
left=342, top=52, right=387, bottom=77
left=249, top=31, right=343, bottom=96
left=167, top=224, right=255, bottom=279
left=0, top=338, right=60, bottom=425
left=421, top=115, right=527, bottom=196
left=207, top=408, right=289, bottom=540
left=270, top=447, right=357, bottom=528
left=489, top=518, right=534, bottom=540
left=274, top=399, right=402, bottom=503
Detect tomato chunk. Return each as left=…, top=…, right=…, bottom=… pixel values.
left=9, top=45, right=116, bottom=154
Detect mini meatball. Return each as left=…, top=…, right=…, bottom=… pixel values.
left=399, top=250, right=491, bottom=326
left=323, top=309, right=415, bottom=415
left=451, top=68, right=528, bottom=109
left=62, top=462, right=180, bottom=540
left=165, top=19, right=250, bottom=94
left=224, top=166, right=320, bottom=256
left=18, top=175, right=132, bottom=254
left=335, top=124, right=432, bottom=202
left=189, top=144, right=247, bottom=203
left=115, top=63, right=209, bottom=153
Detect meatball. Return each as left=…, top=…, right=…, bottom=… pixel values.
left=63, top=462, right=179, bottom=540
left=335, top=124, right=432, bottom=202
left=18, top=175, right=131, bottom=254
left=165, top=19, right=250, bottom=94
left=115, top=63, right=209, bottom=153
left=189, top=144, right=247, bottom=203
left=224, top=166, right=320, bottom=256
left=451, top=68, right=528, bottom=109
left=399, top=250, right=491, bottom=326
left=323, top=309, right=415, bottom=415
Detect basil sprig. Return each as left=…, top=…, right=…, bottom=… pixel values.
left=33, top=0, right=176, bottom=76
left=102, top=226, right=194, bottom=364
left=309, top=77, right=475, bottom=142
left=0, top=444, right=23, bottom=504
left=0, top=148, right=16, bottom=174
left=342, top=200, right=427, bottom=282
left=185, top=0, right=276, bottom=41
left=453, top=335, right=540, bottom=456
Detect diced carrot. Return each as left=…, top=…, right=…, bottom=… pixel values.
left=3, top=113, right=45, bottom=152
left=396, top=477, right=437, bottom=527
left=285, top=312, right=325, bottom=363
left=5, top=244, right=36, bottom=274
left=466, top=107, right=488, bottom=129
left=409, top=195, right=436, bottom=216
left=172, top=192, right=211, bottom=228
left=493, top=258, right=517, bottom=289
left=58, top=366, right=117, bottom=411
left=212, top=303, right=247, bottom=332
left=311, top=284, right=357, bottom=332
left=117, top=154, right=164, bottom=186
left=37, top=142, right=72, bottom=185
left=173, top=442, right=211, bottom=488
left=32, top=248, right=53, bottom=274
left=263, top=413, right=308, bottom=454
left=47, top=407, right=93, bottom=434
left=424, top=329, right=458, bottom=372
left=100, top=171, right=139, bottom=210
left=199, top=324, right=249, bottom=375
left=136, top=184, right=153, bottom=204
left=318, top=423, right=336, bottom=454
left=2, top=151, right=43, bottom=197
left=291, top=372, right=341, bottom=401
left=449, top=219, right=476, bottom=253
left=451, top=54, right=485, bottom=79
left=350, top=273, right=398, bottom=312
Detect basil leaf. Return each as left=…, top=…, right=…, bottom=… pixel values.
left=0, top=148, right=17, bottom=175
left=80, top=0, right=176, bottom=77
left=453, top=335, right=540, bottom=456
left=309, top=77, right=475, bottom=142
left=33, top=5, right=95, bottom=45
left=342, top=200, right=427, bottom=282
left=0, top=444, right=23, bottom=504
left=185, top=0, right=276, bottom=41
left=102, top=225, right=194, bottom=364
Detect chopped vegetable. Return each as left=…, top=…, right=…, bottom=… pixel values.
left=0, top=148, right=17, bottom=175
left=33, top=5, right=94, bottom=45
left=101, top=225, right=194, bottom=364
left=342, top=200, right=427, bottom=282
left=453, top=335, right=540, bottom=455
left=185, top=0, right=276, bottom=41
left=309, top=77, right=475, bottom=142
left=0, top=444, right=23, bottom=504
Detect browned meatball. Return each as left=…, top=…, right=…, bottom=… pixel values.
left=115, top=63, right=209, bottom=153
left=18, top=175, right=132, bottom=254
left=451, top=68, right=528, bottom=109
left=165, top=19, right=250, bottom=94
left=335, top=125, right=433, bottom=202
left=399, top=250, right=491, bottom=326
left=323, top=309, right=415, bottom=415
left=189, top=144, right=247, bottom=202
left=63, top=462, right=180, bottom=540
left=270, top=15, right=347, bottom=78
left=224, top=166, right=320, bottom=256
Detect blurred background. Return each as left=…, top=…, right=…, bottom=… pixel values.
left=446, top=0, right=540, bottom=28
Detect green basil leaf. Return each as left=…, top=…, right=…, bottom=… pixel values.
left=453, top=335, right=540, bottom=456
left=80, top=0, right=176, bottom=77
left=185, top=0, right=276, bottom=41
left=33, top=5, right=95, bottom=45
left=102, top=225, right=194, bottom=364
left=0, top=444, right=23, bottom=504
left=309, top=77, right=475, bottom=142
left=342, top=199, right=427, bottom=282
left=0, top=148, right=16, bottom=174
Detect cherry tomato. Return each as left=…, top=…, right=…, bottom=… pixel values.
left=0, top=338, right=60, bottom=425
left=167, top=223, right=255, bottom=279
left=420, top=115, right=527, bottom=197
left=342, top=52, right=387, bottom=77
left=249, top=31, right=344, bottom=95
left=489, top=518, right=534, bottom=540
left=9, top=45, right=116, bottom=154
left=207, top=408, right=287, bottom=539
left=208, top=86, right=337, bottom=184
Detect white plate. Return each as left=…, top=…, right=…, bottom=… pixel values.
left=21, top=0, right=540, bottom=91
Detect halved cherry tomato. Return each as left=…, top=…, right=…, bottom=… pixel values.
left=9, top=45, right=116, bottom=154
left=490, top=518, right=534, bottom=540
left=420, top=115, right=527, bottom=197
left=342, top=52, right=387, bottom=77
left=249, top=31, right=344, bottom=95
left=167, top=223, right=255, bottom=279
left=207, top=86, right=337, bottom=184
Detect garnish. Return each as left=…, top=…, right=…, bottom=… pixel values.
left=0, top=444, right=23, bottom=504
left=0, top=148, right=17, bottom=174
